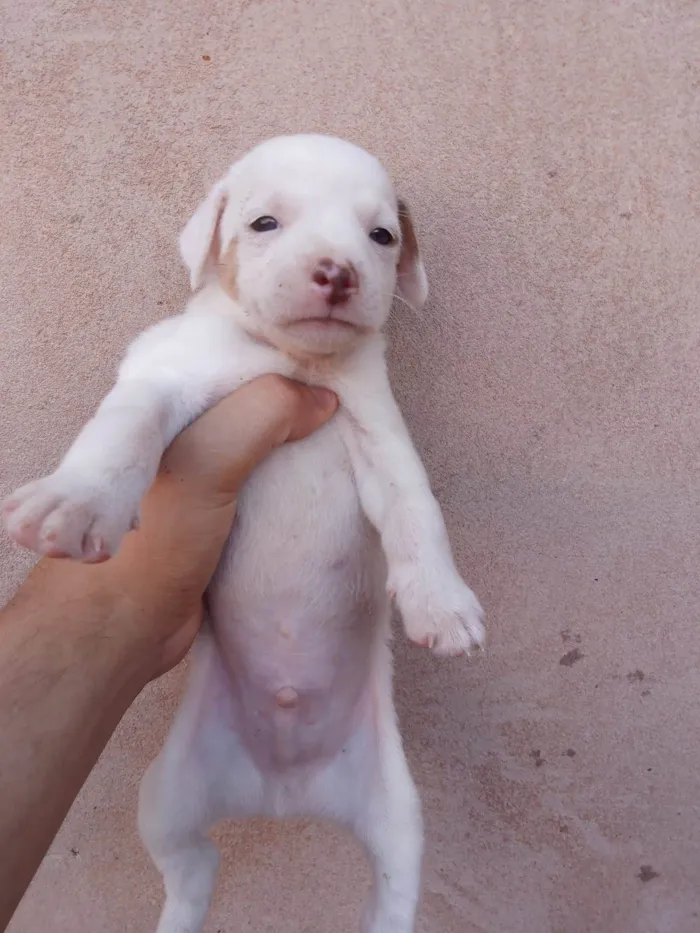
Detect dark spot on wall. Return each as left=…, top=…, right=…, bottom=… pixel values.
left=560, top=648, right=584, bottom=667
left=620, top=211, right=632, bottom=220
left=70, top=847, right=79, bottom=857
left=627, top=670, right=645, bottom=683
left=637, top=865, right=659, bottom=883
left=641, top=689, right=651, bottom=697
left=563, top=748, right=576, bottom=758
left=547, top=169, right=558, bottom=178
left=202, top=54, right=211, bottom=61
left=530, top=749, right=544, bottom=767
left=560, top=629, right=582, bottom=644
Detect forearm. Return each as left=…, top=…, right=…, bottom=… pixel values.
left=341, top=401, right=455, bottom=577
left=0, top=561, right=151, bottom=930
left=334, top=368, right=486, bottom=656
left=0, top=477, right=239, bottom=928
left=0, top=376, right=338, bottom=929
left=58, top=381, right=175, bottom=505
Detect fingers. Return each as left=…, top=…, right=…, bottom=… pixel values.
left=267, top=379, right=338, bottom=443
left=160, top=376, right=339, bottom=499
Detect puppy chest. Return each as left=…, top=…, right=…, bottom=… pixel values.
left=209, top=425, right=383, bottom=646
left=221, top=425, right=375, bottom=591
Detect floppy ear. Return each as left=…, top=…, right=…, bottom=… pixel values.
left=179, top=179, right=228, bottom=291
left=396, top=199, right=429, bottom=310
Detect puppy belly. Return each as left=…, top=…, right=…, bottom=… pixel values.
left=207, top=429, right=386, bottom=773
left=208, top=598, right=379, bottom=772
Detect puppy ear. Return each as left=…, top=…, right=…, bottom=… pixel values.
left=179, top=179, right=228, bottom=291
left=396, top=199, right=429, bottom=310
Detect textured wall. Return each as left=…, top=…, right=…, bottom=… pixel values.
left=2, top=1, right=699, bottom=931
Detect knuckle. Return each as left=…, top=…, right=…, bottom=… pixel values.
left=259, top=373, right=298, bottom=405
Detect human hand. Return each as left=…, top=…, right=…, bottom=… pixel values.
left=99, top=375, right=337, bottom=677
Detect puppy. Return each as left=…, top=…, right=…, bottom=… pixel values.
left=2, top=134, right=485, bottom=933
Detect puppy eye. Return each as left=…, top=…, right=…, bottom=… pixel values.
left=369, top=227, right=395, bottom=246
left=250, top=215, right=279, bottom=233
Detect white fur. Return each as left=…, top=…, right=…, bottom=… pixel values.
left=2, top=135, right=484, bottom=933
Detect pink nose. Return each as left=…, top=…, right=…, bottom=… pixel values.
left=311, top=258, right=358, bottom=305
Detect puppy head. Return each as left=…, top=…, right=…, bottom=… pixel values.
left=180, top=134, right=428, bottom=354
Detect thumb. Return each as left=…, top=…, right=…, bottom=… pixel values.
left=159, top=377, right=339, bottom=502
left=284, top=385, right=339, bottom=442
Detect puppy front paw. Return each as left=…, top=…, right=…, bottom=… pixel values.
left=2, top=470, right=140, bottom=562
left=394, top=572, right=486, bottom=657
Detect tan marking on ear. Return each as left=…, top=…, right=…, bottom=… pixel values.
left=218, top=237, right=239, bottom=300
left=395, top=197, right=428, bottom=309
left=397, top=198, right=419, bottom=270
left=195, top=188, right=229, bottom=290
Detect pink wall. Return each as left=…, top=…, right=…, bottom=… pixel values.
left=2, top=1, right=699, bottom=930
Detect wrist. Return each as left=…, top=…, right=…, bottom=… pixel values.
left=5, top=559, right=157, bottom=698
left=108, top=474, right=238, bottom=609
left=93, top=477, right=239, bottom=678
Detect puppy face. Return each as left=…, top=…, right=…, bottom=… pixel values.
left=180, top=135, right=428, bottom=354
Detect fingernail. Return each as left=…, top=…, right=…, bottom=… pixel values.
left=310, top=387, right=338, bottom=413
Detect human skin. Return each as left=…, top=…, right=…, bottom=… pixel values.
left=0, top=375, right=337, bottom=931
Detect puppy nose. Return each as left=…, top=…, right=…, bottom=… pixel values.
left=312, top=258, right=358, bottom=305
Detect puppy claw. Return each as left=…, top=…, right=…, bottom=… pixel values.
left=402, top=580, right=486, bottom=659
left=2, top=471, right=139, bottom=563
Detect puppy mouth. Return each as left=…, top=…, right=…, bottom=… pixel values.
left=287, top=313, right=358, bottom=330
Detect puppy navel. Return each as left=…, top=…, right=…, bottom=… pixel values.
left=275, top=686, right=299, bottom=710
left=218, top=238, right=239, bottom=300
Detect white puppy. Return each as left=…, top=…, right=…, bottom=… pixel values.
left=3, top=135, right=485, bottom=933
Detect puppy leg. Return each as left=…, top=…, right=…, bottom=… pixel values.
left=355, top=730, right=423, bottom=933
left=3, top=313, right=292, bottom=560
left=309, top=636, right=423, bottom=933
left=139, top=632, right=264, bottom=933
left=334, top=342, right=485, bottom=657
left=139, top=757, right=219, bottom=933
